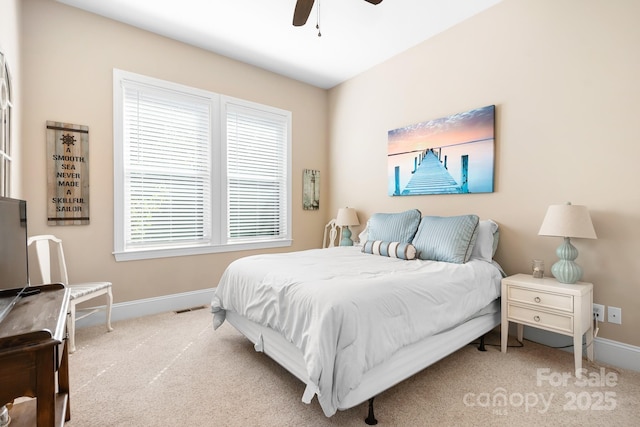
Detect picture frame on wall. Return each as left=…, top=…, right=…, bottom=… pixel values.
left=387, top=105, right=495, bottom=196
left=303, top=169, right=320, bottom=210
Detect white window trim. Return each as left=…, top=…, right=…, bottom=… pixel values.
left=0, top=50, right=13, bottom=197
left=113, top=69, right=292, bottom=261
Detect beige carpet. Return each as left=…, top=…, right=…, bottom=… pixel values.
left=62, top=308, right=640, bottom=426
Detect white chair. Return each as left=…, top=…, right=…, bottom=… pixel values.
left=27, top=234, right=113, bottom=353
left=322, top=219, right=342, bottom=248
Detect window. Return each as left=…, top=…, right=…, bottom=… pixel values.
left=0, top=51, right=13, bottom=197
left=113, top=70, right=291, bottom=261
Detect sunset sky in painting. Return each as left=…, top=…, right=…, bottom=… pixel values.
left=388, top=105, right=495, bottom=156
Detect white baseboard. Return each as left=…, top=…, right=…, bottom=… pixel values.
left=75, top=288, right=215, bottom=329
left=521, top=326, right=640, bottom=373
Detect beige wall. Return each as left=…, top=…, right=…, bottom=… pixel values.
left=328, top=0, right=640, bottom=346
left=18, top=1, right=328, bottom=303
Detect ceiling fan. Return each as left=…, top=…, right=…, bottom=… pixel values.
left=293, top=0, right=383, bottom=27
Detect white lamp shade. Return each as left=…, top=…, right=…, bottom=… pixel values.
left=538, top=203, right=597, bottom=239
left=335, top=207, right=360, bottom=227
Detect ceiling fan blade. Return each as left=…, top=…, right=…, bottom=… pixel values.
left=364, top=0, right=383, bottom=4
left=293, top=0, right=315, bottom=26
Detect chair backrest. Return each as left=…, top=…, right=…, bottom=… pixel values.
left=27, top=235, right=69, bottom=285
left=322, top=219, right=342, bottom=248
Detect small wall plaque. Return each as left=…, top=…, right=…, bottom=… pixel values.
left=46, top=121, right=90, bottom=225
left=303, top=169, right=320, bottom=210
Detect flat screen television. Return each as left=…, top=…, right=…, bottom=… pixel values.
left=0, top=196, right=30, bottom=323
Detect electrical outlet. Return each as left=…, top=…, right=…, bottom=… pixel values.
left=608, top=306, right=622, bottom=324
left=593, top=303, right=605, bottom=321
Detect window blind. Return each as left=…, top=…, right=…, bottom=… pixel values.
left=123, top=85, right=211, bottom=248
left=114, top=69, right=292, bottom=260
left=226, top=103, right=288, bottom=241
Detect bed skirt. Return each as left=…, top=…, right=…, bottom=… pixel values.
left=224, top=299, right=501, bottom=412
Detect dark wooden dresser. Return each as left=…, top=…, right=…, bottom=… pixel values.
left=0, top=284, right=70, bottom=426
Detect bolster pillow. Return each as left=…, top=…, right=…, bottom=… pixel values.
left=362, top=240, right=417, bottom=260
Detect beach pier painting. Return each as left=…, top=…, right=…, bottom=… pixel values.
left=388, top=105, right=495, bottom=196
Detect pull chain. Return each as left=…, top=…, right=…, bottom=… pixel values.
left=316, top=0, right=321, bottom=37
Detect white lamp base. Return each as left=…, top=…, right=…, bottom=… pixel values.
left=551, top=237, right=583, bottom=284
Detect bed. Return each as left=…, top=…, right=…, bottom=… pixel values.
left=211, top=210, right=504, bottom=423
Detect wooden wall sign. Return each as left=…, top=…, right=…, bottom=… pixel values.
left=303, top=169, right=320, bottom=210
left=46, top=121, right=90, bottom=225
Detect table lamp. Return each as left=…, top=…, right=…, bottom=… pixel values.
left=336, top=207, right=360, bottom=246
left=538, top=202, right=597, bottom=284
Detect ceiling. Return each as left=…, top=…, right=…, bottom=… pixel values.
left=56, top=0, right=503, bottom=89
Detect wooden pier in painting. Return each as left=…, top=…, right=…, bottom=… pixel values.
left=393, top=149, right=467, bottom=195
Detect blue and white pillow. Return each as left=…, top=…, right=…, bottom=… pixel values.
left=366, top=209, right=421, bottom=243
left=411, top=214, right=480, bottom=263
left=362, top=240, right=417, bottom=260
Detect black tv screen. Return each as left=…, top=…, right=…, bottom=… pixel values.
left=0, top=196, right=29, bottom=322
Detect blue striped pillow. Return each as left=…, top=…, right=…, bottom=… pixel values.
left=411, top=215, right=480, bottom=263
left=362, top=241, right=417, bottom=260
left=367, top=209, right=421, bottom=243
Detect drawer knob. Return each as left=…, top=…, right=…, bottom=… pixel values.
left=534, top=315, right=541, bottom=322
left=534, top=296, right=541, bottom=303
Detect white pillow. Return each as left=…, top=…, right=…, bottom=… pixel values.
left=356, top=225, right=369, bottom=247
left=470, top=219, right=499, bottom=262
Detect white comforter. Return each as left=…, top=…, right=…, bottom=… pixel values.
left=211, top=246, right=502, bottom=416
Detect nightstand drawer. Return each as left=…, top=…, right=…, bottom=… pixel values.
left=508, top=304, right=573, bottom=333
left=508, top=286, right=573, bottom=312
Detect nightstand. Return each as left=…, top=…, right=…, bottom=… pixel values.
left=501, top=273, right=594, bottom=377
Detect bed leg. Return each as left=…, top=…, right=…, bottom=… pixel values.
left=478, top=334, right=487, bottom=352
left=364, top=397, right=378, bottom=425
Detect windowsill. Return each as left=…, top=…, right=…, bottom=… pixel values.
left=113, top=239, right=293, bottom=262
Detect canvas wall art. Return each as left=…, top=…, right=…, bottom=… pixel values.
left=387, top=105, right=495, bottom=196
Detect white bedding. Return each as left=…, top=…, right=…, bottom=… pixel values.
left=211, top=246, right=502, bottom=417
